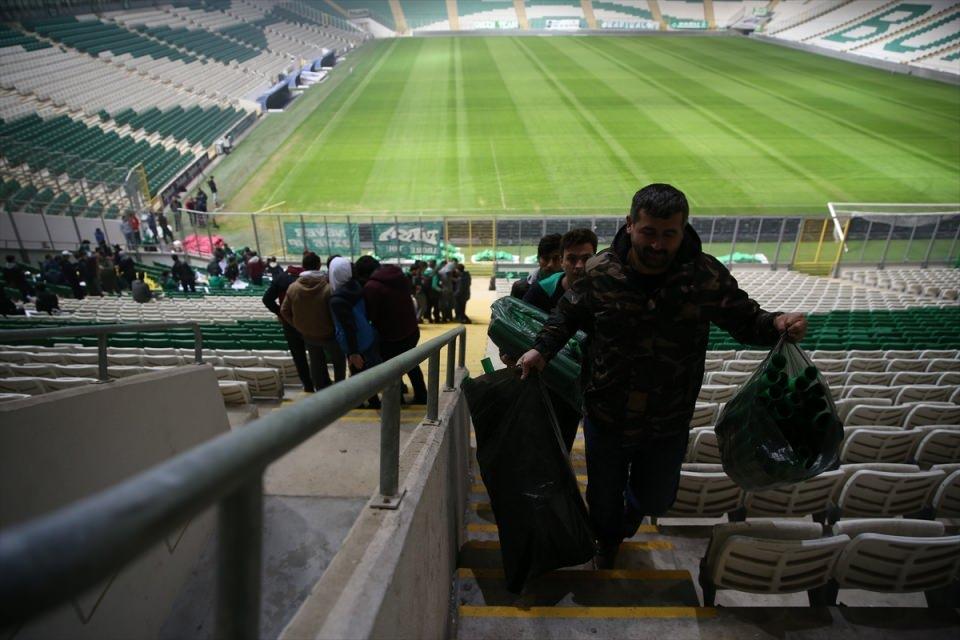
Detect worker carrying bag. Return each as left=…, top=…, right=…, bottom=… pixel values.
left=715, top=335, right=843, bottom=492
left=462, top=367, right=596, bottom=593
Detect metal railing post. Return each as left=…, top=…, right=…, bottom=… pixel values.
left=373, top=379, right=404, bottom=509
left=457, top=330, right=466, bottom=368
left=216, top=475, right=263, bottom=640
left=193, top=323, right=203, bottom=364
left=426, top=351, right=440, bottom=423
left=444, top=338, right=456, bottom=391
left=97, top=334, right=109, bottom=382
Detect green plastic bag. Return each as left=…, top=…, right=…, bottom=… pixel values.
left=487, top=296, right=584, bottom=410
left=715, top=336, right=843, bottom=491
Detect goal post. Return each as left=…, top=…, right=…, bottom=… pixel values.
left=826, top=202, right=960, bottom=272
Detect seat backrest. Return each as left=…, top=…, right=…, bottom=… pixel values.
left=724, top=360, right=760, bottom=373
left=843, top=385, right=897, bottom=400
left=690, top=429, right=721, bottom=464
left=890, top=371, right=940, bottom=386
left=697, top=385, right=737, bottom=404
left=835, top=397, right=892, bottom=421
left=708, top=371, right=751, bottom=386
left=846, top=372, right=894, bottom=386
left=811, top=358, right=846, bottom=373
left=927, top=358, right=960, bottom=373
left=838, top=469, right=945, bottom=518
left=931, top=468, right=960, bottom=517
left=737, top=351, right=767, bottom=361
left=905, top=404, right=960, bottom=428
left=744, top=469, right=845, bottom=517
left=667, top=465, right=742, bottom=517
left=690, top=403, right=719, bottom=428
left=914, top=429, right=960, bottom=467
left=845, top=404, right=907, bottom=427
left=886, top=358, right=927, bottom=373
left=846, top=358, right=887, bottom=373
left=938, top=372, right=960, bottom=386
left=709, top=526, right=848, bottom=594
left=894, top=385, right=953, bottom=405
left=831, top=530, right=960, bottom=593
left=840, top=428, right=921, bottom=464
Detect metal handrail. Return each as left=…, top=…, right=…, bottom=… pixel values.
left=0, top=325, right=467, bottom=638
left=0, top=322, right=204, bottom=381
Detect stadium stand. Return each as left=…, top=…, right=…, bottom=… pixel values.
left=456, top=0, right=521, bottom=30
left=660, top=0, right=708, bottom=28
left=335, top=0, right=398, bottom=31
left=592, top=0, right=657, bottom=30
left=524, top=0, right=587, bottom=30
left=400, top=0, right=452, bottom=31
left=842, top=268, right=960, bottom=301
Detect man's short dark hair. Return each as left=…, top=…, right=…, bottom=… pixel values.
left=537, top=233, right=562, bottom=259
left=561, top=228, right=598, bottom=254
left=354, top=255, right=380, bottom=280
left=326, top=254, right=341, bottom=269
left=630, top=183, right=689, bottom=223
left=302, top=252, right=321, bottom=271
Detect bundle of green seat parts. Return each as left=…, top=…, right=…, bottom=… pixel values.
left=487, top=296, right=584, bottom=410
left=715, top=337, right=843, bottom=491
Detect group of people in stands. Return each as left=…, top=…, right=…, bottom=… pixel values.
left=263, top=251, right=431, bottom=407
left=408, top=258, right=472, bottom=324
left=0, top=231, right=155, bottom=315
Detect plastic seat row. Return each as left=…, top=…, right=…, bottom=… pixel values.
left=662, top=461, right=959, bottom=523
left=699, top=517, right=960, bottom=607
left=687, top=422, right=960, bottom=468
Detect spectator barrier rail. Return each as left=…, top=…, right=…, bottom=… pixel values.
left=0, top=320, right=203, bottom=381
left=0, top=325, right=466, bottom=639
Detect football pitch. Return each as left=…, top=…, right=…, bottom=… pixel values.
left=228, top=35, right=960, bottom=216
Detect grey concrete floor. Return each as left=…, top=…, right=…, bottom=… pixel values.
left=162, top=389, right=429, bottom=639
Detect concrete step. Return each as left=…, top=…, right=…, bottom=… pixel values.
left=459, top=540, right=673, bottom=571
left=464, top=522, right=659, bottom=542
left=456, top=567, right=699, bottom=608
left=455, top=606, right=960, bottom=640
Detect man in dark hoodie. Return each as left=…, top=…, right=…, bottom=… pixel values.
left=355, top=256, right=427, bottom=404
left=280, top=253, right=343, bottom=391
left=518, top=183, right=808, bottom=568
left=262, top=259, right=313, bottom=393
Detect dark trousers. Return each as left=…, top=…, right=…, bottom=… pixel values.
left=305, top=339, right=347, bottom=391
left=380, top=333, right=427, bottom=401
left=281, top=322, right=313, bottom=391
left=454, top=296, right=469, bottom=321
left=583, top=416, right=688, bottom=548
left=181, top=280, right=196, bottom=293
left=551, top=391, right=581, bottom=454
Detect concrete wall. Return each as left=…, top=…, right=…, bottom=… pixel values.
left=1, top=210, right=125, bottom=253
left=0, top=365, right=231, bottom=640
left=280, top=373, right=472, bottom=640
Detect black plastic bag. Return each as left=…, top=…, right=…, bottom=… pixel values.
left=462, top=368, right=596, bottom=593
left=715, top=336, right=843, bottom=492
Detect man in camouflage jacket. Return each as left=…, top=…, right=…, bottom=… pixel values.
left=518, top=184, right=807, bottom=566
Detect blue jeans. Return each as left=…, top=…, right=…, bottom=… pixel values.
left=583, top=416, right=689, bottom=547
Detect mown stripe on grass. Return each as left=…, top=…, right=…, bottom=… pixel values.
left=256, top=38, right=402, bottom=211
left=531, top=36, right=760, bottom=209
left=656, top=37, right=959, bottom=178
left=585, top=37, right=859, bottom=207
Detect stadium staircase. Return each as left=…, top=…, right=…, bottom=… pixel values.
left=703, top=0, right=716, bottom=29
left=581, top=0, right=598, bottom=29
left=647, top=0, right=667, bottom=30
left=514, top=0, right=530, bottom=29
left=447, top=0, right=461, bottom=30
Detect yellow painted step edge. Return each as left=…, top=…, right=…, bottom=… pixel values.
left=459, top=605, right=716, bottom=619
left=466, top=523, right=658, bottom=534
left=462, top=540, right=674, bottom=551
left=458, top=568, right=691, bottom=581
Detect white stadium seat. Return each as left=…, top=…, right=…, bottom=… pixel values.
left=660, top=463, right=742, bottom=519
left=841, top=427, right=922, bottom=464
left=699, top=521, right=848, bottom=607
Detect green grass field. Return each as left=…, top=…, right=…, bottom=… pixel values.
left=228, top=35, right=960, bottom=216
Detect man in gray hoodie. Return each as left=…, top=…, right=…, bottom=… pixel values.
left=280, top=252, right=344, bottom=390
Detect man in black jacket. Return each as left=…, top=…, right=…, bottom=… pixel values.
left=171, top=255, right=196, bottom=293
left=262, top=262, right=314, bottom=393
left=518, top=184, right=807, bottom=567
